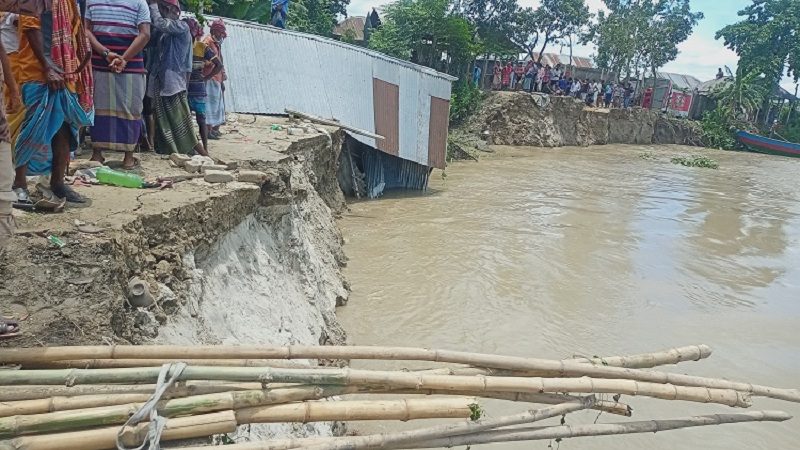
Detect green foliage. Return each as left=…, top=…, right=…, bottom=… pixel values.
left=700, top=107, right=738, bottom=150
left=449, top=82, right=484, bottom=125
left=468, top=403, right=484, bottom=421
left=709, top=71, right=770, bottom=121
left=341, top=28, right=358, bottom=44
left=588, top=0, right=702, bottom=79
left=207, top=0, right=345, bottom=36
left=700, top=108, right=738, bottom=150
left=639, top=151, right=657, bottom=160
left=368, top=0, right=478, bottom=72
left=671, top=155, right=719, bottom=169
left=534, top=0, right=591, bottom=61
left=716, top=0, right=800, bottom=84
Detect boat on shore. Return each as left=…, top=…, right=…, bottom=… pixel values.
left=735, top=130, right=800, bottom=158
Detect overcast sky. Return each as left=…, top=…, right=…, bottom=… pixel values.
left=346, top=0, right=797, bottom=90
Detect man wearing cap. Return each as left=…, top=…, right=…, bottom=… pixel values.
left=147, top=0, right=205, bottom=155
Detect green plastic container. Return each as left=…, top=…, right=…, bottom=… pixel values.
left=96, top=167, right=143, bottom=188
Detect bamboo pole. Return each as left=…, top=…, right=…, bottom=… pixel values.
left=175, top=411, right=793, bottom=450
left=0, top=366, right=757, bottom=406
left=3, top=346, right=793, bottom=402
left=0, top=382, right=276, bottom=402
left=0, top=386, right=358, bottom=437
left=18, top=359, right=304, bottom=370
left=569, top=344, right=712, bottom=369
left=0, top=399, right=474, bottom=450
left=0, top=384, right=630, bottom=418
left=0, top=411, right=238, bottom=450
left=10, top=345, right=711, bottom=371
left=387, top=390, right=632, bottom=417
left=402, top=410, right=794, bottom=449
left=303, top=399, right=594, bottom=450
left=233, top=398, right=474, bottom=424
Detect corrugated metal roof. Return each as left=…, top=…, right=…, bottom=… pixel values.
left=655, top=72, right=702, bottom=91
left=210, top=16, right=454, bottom=168
left=516, top=53, right=595, bottom=68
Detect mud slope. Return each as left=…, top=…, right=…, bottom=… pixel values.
left=464, top=92, right=703, bottom=148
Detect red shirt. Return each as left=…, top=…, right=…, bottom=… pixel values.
left=502, top=66, right=513, bottom=84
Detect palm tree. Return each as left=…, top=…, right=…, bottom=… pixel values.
left=710, top=70, right=769, bottom=122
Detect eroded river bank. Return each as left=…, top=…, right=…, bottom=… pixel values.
left=338, top=144, right=800, bottom=449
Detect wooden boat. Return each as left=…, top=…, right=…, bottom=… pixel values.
left=735, top=130, right=800, bottom=158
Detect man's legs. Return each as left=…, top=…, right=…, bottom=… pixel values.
left=196, top=111, right=208, bottom=154
left=0, top=141, right=15, bottom=249
left=50, top=124, right=84, bottom=202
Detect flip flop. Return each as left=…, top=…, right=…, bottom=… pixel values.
left=0, top=319, right=20, bottom=340
left=12, top=187, right=34, bottom=211
left=52, top=185, right=87, bottom=204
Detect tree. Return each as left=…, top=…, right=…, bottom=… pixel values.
left=716, top=0, right=800, bottom=85
left=534, top=0, right=589, bottom=63
left=588, top=0, right=700, bottom=83
left=207, top=0, right=348, bottom=36
left=508, top=7, right=541, bottom=60
left=369, top=0, right=477, bottom=74
left=635, top=1, right=702, bottom=108
left=710, top=71, right=770, bottom=121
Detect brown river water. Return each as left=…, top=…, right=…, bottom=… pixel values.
left=337, top=144, right=800, bottom=449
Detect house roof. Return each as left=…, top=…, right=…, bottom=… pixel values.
left=654, top=72, right=703, bottom=91
left=518, top=53, right=594, bottom=68
left=333, top=16, right=366, bottom=41
left=534, top=53, right=594, bottom=69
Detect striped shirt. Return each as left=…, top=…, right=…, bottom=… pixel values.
left=86, top=0, right=150, bottom=73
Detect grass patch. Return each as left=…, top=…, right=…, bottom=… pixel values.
left=670, top=155, right=719, bottom=169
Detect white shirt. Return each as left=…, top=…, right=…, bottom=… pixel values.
left=0, top=13, right=19, bottom=54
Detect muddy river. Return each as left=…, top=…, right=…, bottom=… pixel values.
left=337, top=145, right=800, bottom=449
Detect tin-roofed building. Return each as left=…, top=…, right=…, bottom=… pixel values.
left=212, top=17, right=455, bottom=198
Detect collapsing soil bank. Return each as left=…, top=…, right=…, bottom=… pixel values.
left=1, top=120, right=349, bottom=354
left=453, top=92, right=704, bottom=152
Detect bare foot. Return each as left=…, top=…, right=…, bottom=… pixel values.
left=90, top=150, right=105, bottom=164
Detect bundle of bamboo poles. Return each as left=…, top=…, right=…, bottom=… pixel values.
left=0, top=344, right=794, bottom=450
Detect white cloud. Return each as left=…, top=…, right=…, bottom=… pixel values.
left=662, top=32, right=738, bottom=81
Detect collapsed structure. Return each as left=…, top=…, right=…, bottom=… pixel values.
left=215, top=18, right=455, bottom=198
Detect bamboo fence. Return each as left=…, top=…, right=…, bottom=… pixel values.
left=0, top=343, right=794, bottom=450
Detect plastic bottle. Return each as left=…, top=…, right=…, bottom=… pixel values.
left=96, top=167, right=143, bottom=188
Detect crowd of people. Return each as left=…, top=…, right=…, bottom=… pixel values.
left=484, top=61, right=636, bottom=108
left=0, top=0, right=229, bottom=240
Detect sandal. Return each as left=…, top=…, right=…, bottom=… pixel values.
left=0, top=319, right=20, bottom=340
left=12, top=187, right=34, bottom=211
left=52, top=184, right=87, bottom=204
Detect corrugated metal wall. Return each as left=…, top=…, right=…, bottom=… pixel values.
left=211, top=17, right=455, bottom=168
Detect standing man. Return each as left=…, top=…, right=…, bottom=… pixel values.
left=85, top=0, right=150, bottom=169
left=185, top=17, right=220, bottom=155
left=203, top=18, right=226, bottom=139
left=0, top=16, right=20, bottom=250
left=148, top=0, right=205, bottom=156
left=9, top=0, right=94, bottom=209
